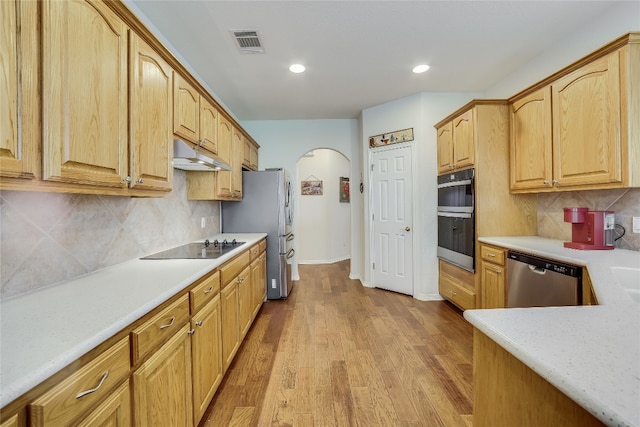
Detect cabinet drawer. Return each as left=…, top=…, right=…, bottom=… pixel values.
left=29, top=338, right=130, bottom=427
left=131, top=294, right=190, bottom=363
left=440, top=273, right=476, bottom=310
left=480, top=245, right=506, bottom=266
left=259, top=239, right=266, bottom=254
left=249, top=244, right=260, bottom=261
left=190, top=271, right=220, bottom=314
left=220, top=251, right=250, bottom=288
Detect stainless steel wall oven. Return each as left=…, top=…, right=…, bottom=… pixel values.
left=437, top=168, right=475, bottom=271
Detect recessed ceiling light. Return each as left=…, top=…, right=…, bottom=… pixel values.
left=289, top=64, right=305, bottom=73
left=412, top=64, right=430, bottom=74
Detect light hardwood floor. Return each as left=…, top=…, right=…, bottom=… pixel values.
left=200, top=260, right=473, bottom=427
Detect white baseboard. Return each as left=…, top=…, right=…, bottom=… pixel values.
left=413, top=293, right=445, bottom=302
left=348, top=273, right=361, bottom=281
left=298, top=256, right=350, bottom=265
left=292, top=274, right=300, bottom=281
left=362, top=280, right=374, bottom=288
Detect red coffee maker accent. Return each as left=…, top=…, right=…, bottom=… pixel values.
left=563, top=207, right=615, bottom=250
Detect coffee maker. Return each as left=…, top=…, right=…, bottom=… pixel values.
left=563, top=207, right=615, bottom=250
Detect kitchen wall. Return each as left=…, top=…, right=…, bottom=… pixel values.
left=0, top=171, right=220, bottom=299
left=538, top=188, right=640, bottom=251
left=296, top=149, right=351, bottom=264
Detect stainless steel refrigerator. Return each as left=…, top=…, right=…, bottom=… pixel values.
left=221, top=169, right=295, bottom=299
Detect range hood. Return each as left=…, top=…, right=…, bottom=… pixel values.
left=172, top=139, right=232, bottom=172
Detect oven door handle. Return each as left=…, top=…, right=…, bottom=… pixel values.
left=437, top=179, right=472, bottom=189
left=437, top=211, right=472, bottom=219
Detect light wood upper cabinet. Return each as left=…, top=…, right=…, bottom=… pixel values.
left=173, top=73, right=200, bottom=143
left=199, top=99, right=218, bottom=155
left=510, top=35, right=640, bottom=192
left=41, top=0, right=129, bottom=187
left=436, top=122, right=454, bottom=174
left=436, top=109, right=474, bottom=173
left=129, top=32, right=173, bottom=191
left=510, top=87, right=553, bottom=191
left=1, top=0, right=37, bottom=181
left=191, top=295, right=223, bottom=425
left=214, top=115, right=234, bottom=199
left=173, top=74, right=220, bottom=156
left=452, top=109, right=474, bottom=169
left=133, top=324, right=193, bottom=427
left=552, top=51, right=622, bottom=188
left=231, top=127, right=243, bottom=199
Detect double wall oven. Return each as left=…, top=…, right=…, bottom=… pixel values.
left=437, top=168, right=475, bottom=271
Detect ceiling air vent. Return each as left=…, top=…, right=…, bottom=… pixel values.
left=231, top=30, right=264, bottom=54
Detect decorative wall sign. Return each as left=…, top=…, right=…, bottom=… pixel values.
left=301, top=180, right=323, bottom=195
left=339, top=177, right=350, bottom=203
left=369, top=127, right=414, bottom=148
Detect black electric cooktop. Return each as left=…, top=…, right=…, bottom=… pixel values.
left=141, top=239, right=245, bottom=260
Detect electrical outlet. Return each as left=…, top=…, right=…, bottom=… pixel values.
left=200, top=217, right=206, bottom=228
left=633, top=217, right=640, bottom=234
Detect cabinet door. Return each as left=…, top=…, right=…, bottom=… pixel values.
left=42, top=0, right=128, bottom=187
left=237, top=265, right=252, bottom=339
left=75, top=381, right=131, bottom=427
left=215, top=115, right=233, bottom=199
left=191, top=295, right=223, bottom=425
left=199, top=99, right=218, bottom=155
left=251, top=252, right=266, bottom=318
left=1, top=0, right=37, bottom=180
left=242, top=137, right=251, bottom=167
left=133, top=324, right=193, bottom=427
left=129, top=32, right=173, bottom=191
left=453, top=109, right=474, bottom=169
left=173, top=73, right=199, bottom=143
left=552, top=51, right=622, bottom=188
left=510, top=87, right=553, bottom=191
left=436, top=122, right=454, bottom=174
left=220, top=282, right=239, bottom=372
left=481, top=261, right=505, bottom=309
left=231, top=127, right=243, bottom=199
left=249, top=144, right=259, bottom=171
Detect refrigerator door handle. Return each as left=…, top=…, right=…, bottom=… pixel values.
left=286, top=233, right=295, bottom=241
left=286, top=248, right=295, bottom=259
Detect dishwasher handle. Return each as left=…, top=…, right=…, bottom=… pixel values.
left=507, top=250, right=582, bottom=278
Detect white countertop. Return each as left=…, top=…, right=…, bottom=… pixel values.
left=0, top=233, right=266, bottom=408
left=466, top=236, right=640, bottom=427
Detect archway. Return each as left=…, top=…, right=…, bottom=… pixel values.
left=295, top=148, right=351, bottom=264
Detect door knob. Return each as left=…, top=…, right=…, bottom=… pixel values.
left=405, top=226, right=411, bottom=232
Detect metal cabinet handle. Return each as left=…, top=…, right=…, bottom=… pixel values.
left=543, top=180, right=549, bottom=185
left=238, top=277, right=245, bottom=283
left=76, top=371, right=108, bottom=399
left=496, top=269, right=503, bottom=274
left=552, top=179, right=559, bottom=185
left=136, top=178, right=144, bottom=184
left=159, top=316, right=175, bottom=329
left=487, top=253, right=496, bottom=257
left=451, top=291, right=457, bottom=296
left=196, top=320, right=204, bottom=327
left=187, top=329, right=196, bottom=335
left=203, top=286, right=213, bottom=295
left=122, top=176, right=131, bottom=183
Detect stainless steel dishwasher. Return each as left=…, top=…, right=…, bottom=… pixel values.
left=506, top=251, right=582, bottom=307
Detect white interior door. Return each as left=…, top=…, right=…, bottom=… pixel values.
left=371, top=144, right=413, bottom=295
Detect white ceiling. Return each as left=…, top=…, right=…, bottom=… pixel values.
left=129, top=1, right=624, bottom=120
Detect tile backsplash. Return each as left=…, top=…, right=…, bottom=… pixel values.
left=538, top=188, right=640, bottom=251
left=0, top=171, right=220, bottom=299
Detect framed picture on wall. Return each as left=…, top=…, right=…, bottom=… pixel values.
left=339, top=177, right=350, bottom=203
left=301, top=180, right=323, bottom=195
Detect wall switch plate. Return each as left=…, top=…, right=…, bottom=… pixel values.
left=633, top=217, right=640, bottom=234
left=200, top=217, right=206, bottom=228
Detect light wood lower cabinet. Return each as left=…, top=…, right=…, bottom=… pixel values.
left=75, top=380, right=131, bottom=427
left=479, top=244, right=507, bottom=309
left=133, top=324, right=193, bottom=427
left=473, top=329, right=604, bottom=426
left=438, top=259, right=475, bottom=310
left=0, top=412, right=24, bottom=427
left=237, top=265, right=253, bottom=339
left=251, top=250, right=267, bottom=319
left=29, top=338, right=130, bottom=426
left=191, top=295, right=223, bottom=425
left=220, top=281, right=240, bottom=372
